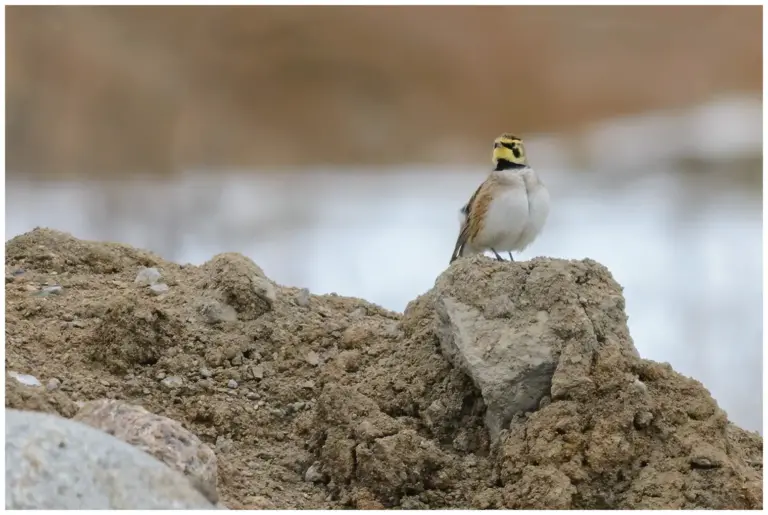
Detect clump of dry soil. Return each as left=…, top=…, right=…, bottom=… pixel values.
left=5, top=228, right=762, bottom=509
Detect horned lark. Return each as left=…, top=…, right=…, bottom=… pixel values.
left=450, top=133, right=550, bottom=264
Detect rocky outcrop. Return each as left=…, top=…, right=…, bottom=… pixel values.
left=73, top=399, right=219, bottom=503
left=5, top=409, right=217, bottom=509
left=5, top=228, right=762, bottom=509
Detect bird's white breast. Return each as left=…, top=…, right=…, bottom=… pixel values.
left=476, top=168, right=550, bottom=253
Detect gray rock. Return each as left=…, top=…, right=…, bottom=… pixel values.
left=227, top=379, right=238, bottom=389
left=305, top=350, right=321, bottom=366
left=41, top=285, right=63, bottom=295
left=8, top=371, right=41, bottom=387
left=135, top=267, right=162, bottom=286
left=197, top=298, right=237, bottom=324
left=295, top=288, right=311, bottom=307
left=435, top=257, right=638, bottom=443
left=249, top=364, right=265, bottom=380
left=149, top=283, right=170, bottom=296
left=160, top=376, right=183, bottom=391
left=46, top=378, right=61, bottom=391
left=72, top=400, right=219, bottom=504
left=251, top=276, right=276, bottom=309
left=304, top=461, right=325, bottom=483
left=5, top=409, right=217, bottom=509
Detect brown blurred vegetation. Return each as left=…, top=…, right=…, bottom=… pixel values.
left=6, top=5, right=762, bottom=177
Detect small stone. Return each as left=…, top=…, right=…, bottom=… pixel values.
left=46, top=378, right=61, bottom=391
left=295, top=288, right=311, bottom=307
left=156, top=371, right=167, bottom=381
left=305, top=351, right=321, bottom=367
left=8, top=371, right=41, bottom=387
left=34, top=285, right=63, bottom=297
left=199, top=368, right=213, bottom=378
left=301, top=380, right=316, bottom=390
left=539, top=396, right=552, bottom=409
left=149, top=283, right=170, bottom=296
left=215, top=436, right=233, bottom=454
left=249, top=365, right=265, bottom=380
left=160, top=376, right=183, bottom=391
left=304, top=462, right=324, bottom=483
left=227, top=379, right=238, bottom=389
left=61, top=314, right=74, bottom=322
left=292, top=401, right=305, bottom=411
left=231, top=354, right=243, bottom=366
left=197, top=298, right=237, bottom=324
left=251, top=276, right=276, bottom=308
left=632, top=377, right=649, bottom=394
left=135, top=267, right=162, bottom=285
left=71, top=320, right=86, bottom=328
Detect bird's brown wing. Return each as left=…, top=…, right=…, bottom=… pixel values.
left=450, top=179, right=492, bottom=263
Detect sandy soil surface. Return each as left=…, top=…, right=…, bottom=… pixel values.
left=5, top=228, right=763, bottom=509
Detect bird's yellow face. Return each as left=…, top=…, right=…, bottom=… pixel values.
left=492, top=133, right=527, bottom=167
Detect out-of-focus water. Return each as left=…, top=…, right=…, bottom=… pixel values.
left=5, top=95, right=763, bottom=433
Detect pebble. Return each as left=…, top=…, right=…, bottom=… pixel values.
left=295, top=288, right=311, bottom=307
left=227, top=379, right=238, bottom=389
left=245, top=391, right=259, bottom=400
left=134, top=267, right=162, bottom=286
left=301, top=380, right=316, bottom=390
left=8, top=371, right=41, bottom=387
left=199, top=367, right=213, bottom=378
left=160, top=376, right=183, bottom=391
left=46, top=378, right=61, bottom=391
left=156, top=372, right=167, bottom=381
left=215, top=436, right=233, bottom=454
left=304, top=462, right=324, bottom=483
left=249, top=365, right=265, bottom=380
left=305, top=351, right=320, bottom=367
left=149, top=283, right=169, bottom=296
left=35, top=285, right=63, bottom=297
left=197, top=298, right=237, bottom=324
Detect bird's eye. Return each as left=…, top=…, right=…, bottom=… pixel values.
left=493, top=142, right=501, bottom=148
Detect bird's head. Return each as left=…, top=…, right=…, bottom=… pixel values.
left=492, top=133, right=527, bottom=170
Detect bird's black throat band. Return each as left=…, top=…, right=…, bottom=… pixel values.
left=494, top=160, right=526, bottom=171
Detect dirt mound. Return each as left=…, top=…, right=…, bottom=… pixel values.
left=5, top=228, right=762, bottom=509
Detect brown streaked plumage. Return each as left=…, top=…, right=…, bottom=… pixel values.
left=450, top=177, right=499, bottom=263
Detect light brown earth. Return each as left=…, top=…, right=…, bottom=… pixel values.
left=5, top=228, right=763, bottom=509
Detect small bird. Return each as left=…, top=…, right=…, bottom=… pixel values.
left=450, top=133, right=550, bottom=264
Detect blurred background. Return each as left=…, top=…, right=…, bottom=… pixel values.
left=5, top=6, right=763, bottom=432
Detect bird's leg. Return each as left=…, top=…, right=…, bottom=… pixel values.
left=491, top=248, right=505, bottom=261
left=508, top=252, right=515, bottom=261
